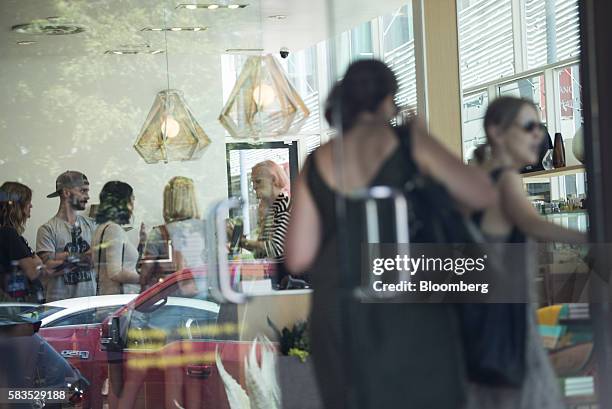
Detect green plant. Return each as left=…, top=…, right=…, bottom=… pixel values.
left=267, top=318, right=310, bottom=360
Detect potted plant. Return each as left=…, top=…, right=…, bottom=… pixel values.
left=268, top=319, right=323, bottom=409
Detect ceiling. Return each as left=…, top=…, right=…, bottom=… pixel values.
left=0, top=0, right=409, bottom=58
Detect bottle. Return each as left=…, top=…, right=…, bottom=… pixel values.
left=553, top=132, right=566, bottom=168
left=7, top=261, right=27, bottom=301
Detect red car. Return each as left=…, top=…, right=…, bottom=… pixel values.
left=36, top=268, right=267, bottom=409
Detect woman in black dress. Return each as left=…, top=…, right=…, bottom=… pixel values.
left=285, top=60, right=497, bottom=409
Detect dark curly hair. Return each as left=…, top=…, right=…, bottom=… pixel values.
left=96, top=181, right=134, bottom=225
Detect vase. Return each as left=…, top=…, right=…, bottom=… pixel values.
left=278, top=355, right=324, bottom=409
left=553, top=132, right=566, bottom=168
left=572, top=127, right=585, bottom=164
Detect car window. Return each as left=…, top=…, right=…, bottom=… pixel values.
left=127, top=286, right=219, bottom=349
left=46, top=305, right=122, bottom=327
left=20, top=306, right=66, bottom=322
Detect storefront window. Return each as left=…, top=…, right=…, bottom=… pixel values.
left=382, top=4, right=417, bottom=111
left=462, top=91, right=489, bottom=162
left=556, top=64, right=582, bottom=141
left=351, top=21, right=374, bottom=60
left=498, top=74, right=547, bottom=124
left=458, top=0, right=515, bottom=88
left=525, top=0, right=581, bottom=69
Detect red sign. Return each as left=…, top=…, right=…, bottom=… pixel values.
left=559, top=68, right=573, bottom=118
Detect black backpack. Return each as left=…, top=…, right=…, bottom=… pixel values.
left=396, top=125, right=527, bottom=387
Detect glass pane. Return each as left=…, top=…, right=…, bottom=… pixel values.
left=351, top=21, right=374, bottom=60
left=282, top=46, right=321, bottom=136
left=226, top=143, right=296, bottom=244
left=462, top=91, right=489, bottom=162
left=556, top=64, right=583, bottom=140
left=525, top=0, right=581, bottom=69
left=382, top=4, right=417, bottom=112
left=458, top=0, right=515, bottom=88
left=498, top=74, right=547, bottom=124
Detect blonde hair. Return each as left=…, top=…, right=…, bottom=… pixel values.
left=0, top=182, right=32, bottom=235
left=251, top=160, right=290, bottom=192
left=163, top=177, right=201, bottom=223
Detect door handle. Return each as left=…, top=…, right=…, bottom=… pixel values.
left=349, top=186, right=410, bottom=300
left=186, top=364, right=213, bottom=379
left=206, top=198, right=248, bottom=304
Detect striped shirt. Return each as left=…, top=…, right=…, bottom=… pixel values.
left=256, top=192, right=291, bottom=262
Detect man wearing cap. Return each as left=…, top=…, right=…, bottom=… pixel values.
left=36, top=171, right=97, bottom=301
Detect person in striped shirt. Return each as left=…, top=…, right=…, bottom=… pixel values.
left=238, top=160, right=291, bottom=262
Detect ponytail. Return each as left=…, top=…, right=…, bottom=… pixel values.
left=472, top=143, right=489, bottom=164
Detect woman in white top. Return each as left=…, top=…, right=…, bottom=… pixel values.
left=140, top=176, right=206, bottom=290
left=92, top=181, right=142, bottom=295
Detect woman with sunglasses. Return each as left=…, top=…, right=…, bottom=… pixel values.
left=465, top=96, right=585, bottom=408
left=473, top=96, right=585, bottom=244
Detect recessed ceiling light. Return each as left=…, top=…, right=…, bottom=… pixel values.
left=225, top=48, right=264, bottom=54
left=141, top=26, right=207, bottom=32
left=17, top=41, right=37, bottom=45
left=176, top=3, right=248, bottom=9
left=268, top=14, right=287, bottom=20
left=105, top=48, right=165, bottom=55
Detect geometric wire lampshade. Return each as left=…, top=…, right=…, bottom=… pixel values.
left=219, top=55, right=310, bottom=139
left=133, top=89, right=211, bottom=164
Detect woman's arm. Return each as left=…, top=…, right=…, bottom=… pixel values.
left=102, top=224, right=141, bottom=284
left=17, top=255, right=44, bottom=281
left=499, top=171, right=587, bottom=244
left=411, top=122, right=497, bottom=211
left=285, top=164, right=322, bottom=274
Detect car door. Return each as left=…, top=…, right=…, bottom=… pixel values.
left=40, top=305, right=123, bottom=409
left=107, top=274, right=223, bottom=409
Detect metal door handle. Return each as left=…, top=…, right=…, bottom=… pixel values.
left=206, top=198, right=248, bottom=304
left=186, top=364, right=213, bottom=379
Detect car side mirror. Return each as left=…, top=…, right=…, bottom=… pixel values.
left=110, top=316, right=122, bottom=347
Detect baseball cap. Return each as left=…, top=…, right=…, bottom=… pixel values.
left=47, top=171, right=89, bottom=198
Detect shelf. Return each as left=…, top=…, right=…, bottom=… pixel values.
left=522, top=165, right=585, bottom=182
left=544, top=210, right=588, bottom=217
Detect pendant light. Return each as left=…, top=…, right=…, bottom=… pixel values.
left=133, top=89, right=211, bottom=164
left=133, top=7, right=211, bottom=164
left=219, top=55, right=310, bottom=139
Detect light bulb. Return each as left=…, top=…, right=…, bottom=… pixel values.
left=161, top=115, right=181, bottom=138
left=252, top=84, right=276, bottom=108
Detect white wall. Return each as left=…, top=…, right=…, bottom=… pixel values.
left=0, top=52, right=229, bottom=244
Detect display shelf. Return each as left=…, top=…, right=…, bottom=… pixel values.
left=544, top=210, right=588, bottom=217
left=522, top=165, right=585, bottom=182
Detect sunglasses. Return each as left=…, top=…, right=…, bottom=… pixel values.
left=518, top=120, right=546, bottom=133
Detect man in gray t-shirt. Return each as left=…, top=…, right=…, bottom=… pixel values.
left=36, top=171, right=97, bottom=301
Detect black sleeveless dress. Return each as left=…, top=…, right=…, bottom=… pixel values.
left=303, top=128, right=466, bottom=409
